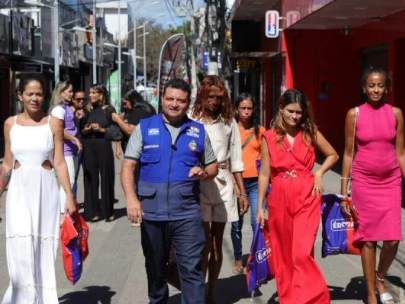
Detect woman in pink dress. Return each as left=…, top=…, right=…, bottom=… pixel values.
left=340, top=67, right=404, bottom=304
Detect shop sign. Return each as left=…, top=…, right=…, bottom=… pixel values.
left=286, top=11, right=300, bottom=27
left=235, top=58, right=259, bottom=71
left=265, top=10, right=280, bottom=38
left=11, top=62, right=42, bottom=73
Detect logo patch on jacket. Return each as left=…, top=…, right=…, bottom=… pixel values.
left=148, top=128, right=159, bottom=135
left=186, top=126, right=200, bottom=138
left=188, top=140, right=197, bottom=151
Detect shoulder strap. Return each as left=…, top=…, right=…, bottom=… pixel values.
left=348, top=107, right=359, bottom=197
left=48, top=115, right=52, bottom=123
left=14, top=115, right=17, bottom=125
left=241, top=131, right=255, bottom=150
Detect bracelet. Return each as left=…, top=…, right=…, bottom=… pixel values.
left=340, top=177, right=350, bottom=180
left=341, top=197, right=351, bottom=203
left=238, top=193, right=248, bottom=197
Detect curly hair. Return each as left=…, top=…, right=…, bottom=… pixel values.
left=271, top=89, right=317, bottom=146
left=192, top=75, right=233, bottom=122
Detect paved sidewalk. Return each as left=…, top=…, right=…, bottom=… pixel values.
left=1, top=159, right=404, bottom=303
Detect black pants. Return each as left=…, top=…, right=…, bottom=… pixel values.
left=83, top=138, right=115, bottom=220
left=141, top=218, right=205, bottom=304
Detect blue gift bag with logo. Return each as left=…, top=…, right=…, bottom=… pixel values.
left=246, top=223, right=274, bottom=292
left=321, top=194, right=361, bottom=258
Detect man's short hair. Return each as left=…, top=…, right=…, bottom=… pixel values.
left=163, top=79, right=191, bottom=100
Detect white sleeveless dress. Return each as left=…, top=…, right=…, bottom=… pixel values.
left=2, top=116, right=60, bottom=304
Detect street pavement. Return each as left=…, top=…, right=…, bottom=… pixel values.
left=1, top=158, right=404, bottom=304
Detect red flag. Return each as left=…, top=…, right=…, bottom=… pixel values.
left=157, top=34, right=185, bottom=100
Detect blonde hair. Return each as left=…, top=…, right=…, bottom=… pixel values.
left=49, top=80, right=73, bottom=111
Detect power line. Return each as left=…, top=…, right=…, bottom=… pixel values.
left=164, top=0, right=179, bottom=27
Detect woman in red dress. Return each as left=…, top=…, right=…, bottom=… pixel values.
left=256, top=89, right=339, bottom=304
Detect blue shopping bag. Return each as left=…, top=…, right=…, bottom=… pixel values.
left=321, top=194, right=361, bottom=258
left=246, top=223, right=274, bottom=292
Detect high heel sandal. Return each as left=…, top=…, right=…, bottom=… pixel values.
left=375, top=272, right=394, bottom=304
left=105, top=215, right=115, bottom=222
left=90, top=216, right=100, bottom=223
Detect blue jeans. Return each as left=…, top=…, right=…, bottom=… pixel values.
left=231, top=177, right=266, bottom=261
left=141, top=217, right=205, bottom=304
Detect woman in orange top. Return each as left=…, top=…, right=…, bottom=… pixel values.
left=231, top=93, right=266, bottom=274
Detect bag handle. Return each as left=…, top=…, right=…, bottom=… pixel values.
left=347, top=107, right=359, bottom=198
left=242, top=132, right=255, bottom=150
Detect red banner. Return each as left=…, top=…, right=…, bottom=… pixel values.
left=157, top=34, right=184, bottom=100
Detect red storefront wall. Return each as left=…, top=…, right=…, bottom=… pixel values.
left=262, top=8, right=405, bottom=154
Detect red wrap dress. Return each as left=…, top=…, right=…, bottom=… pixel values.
left=263, top=129, right=330, bottom=304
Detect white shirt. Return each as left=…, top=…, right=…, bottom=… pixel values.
left=51, top=105, right=66, bottom=120
left=200, top=117, right=244, bottom=173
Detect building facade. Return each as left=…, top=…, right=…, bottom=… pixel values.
left=0, top=0, right=117, bottom=157
left=231, top=0, right=405, bottom=154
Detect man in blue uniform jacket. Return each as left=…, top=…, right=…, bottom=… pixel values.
left=121, top=79, right=218, bottom=304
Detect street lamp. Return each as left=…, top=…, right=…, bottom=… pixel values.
left=138, top=13, right=166, bottom=100
left=129, top=1, right=160, bottom=90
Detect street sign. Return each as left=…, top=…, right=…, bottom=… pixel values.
left=265, top=10, right=280, bottom=38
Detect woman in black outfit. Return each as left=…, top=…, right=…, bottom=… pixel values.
left=113, top=89, right=156, bottom=158
left=81, top=83, right=116, bottom=222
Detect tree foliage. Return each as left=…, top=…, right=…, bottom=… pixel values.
left=126, top=19, right=187, bottom=83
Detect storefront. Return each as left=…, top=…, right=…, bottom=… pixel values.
left=231, top=0, right=405, bottom=153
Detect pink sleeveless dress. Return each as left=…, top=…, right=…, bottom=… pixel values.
left=351, top=102, right=403, bottom=241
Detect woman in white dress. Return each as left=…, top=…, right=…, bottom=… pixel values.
left=0, top=73, right=76, bottom=303
left=191, top=75, right=249, bottom=304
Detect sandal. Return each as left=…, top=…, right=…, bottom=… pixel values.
left=376, top=273, right=395, bottom=304
left=90, top=216, right=100, bottom=223
left=131, top=221, right=140, bottom=227
left=232, top=265, right=244, bottom=275
left=105, top=215, right=115, bottom=222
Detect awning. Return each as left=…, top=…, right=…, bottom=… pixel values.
left=288, top=0, right=405, bottom=30
left=231, top=0, right=277, bottom=21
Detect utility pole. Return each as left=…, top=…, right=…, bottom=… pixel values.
left=118, top=1, right=121, bottom=108
left=92, top=0, right=97, bottom=84
left=143, top=24, right=147, bottom=100
left=53, top=0, right=59, bottom=83
left=189, top=0, right=198, bottom=100
left=133, top=8, right=137, bottom=90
